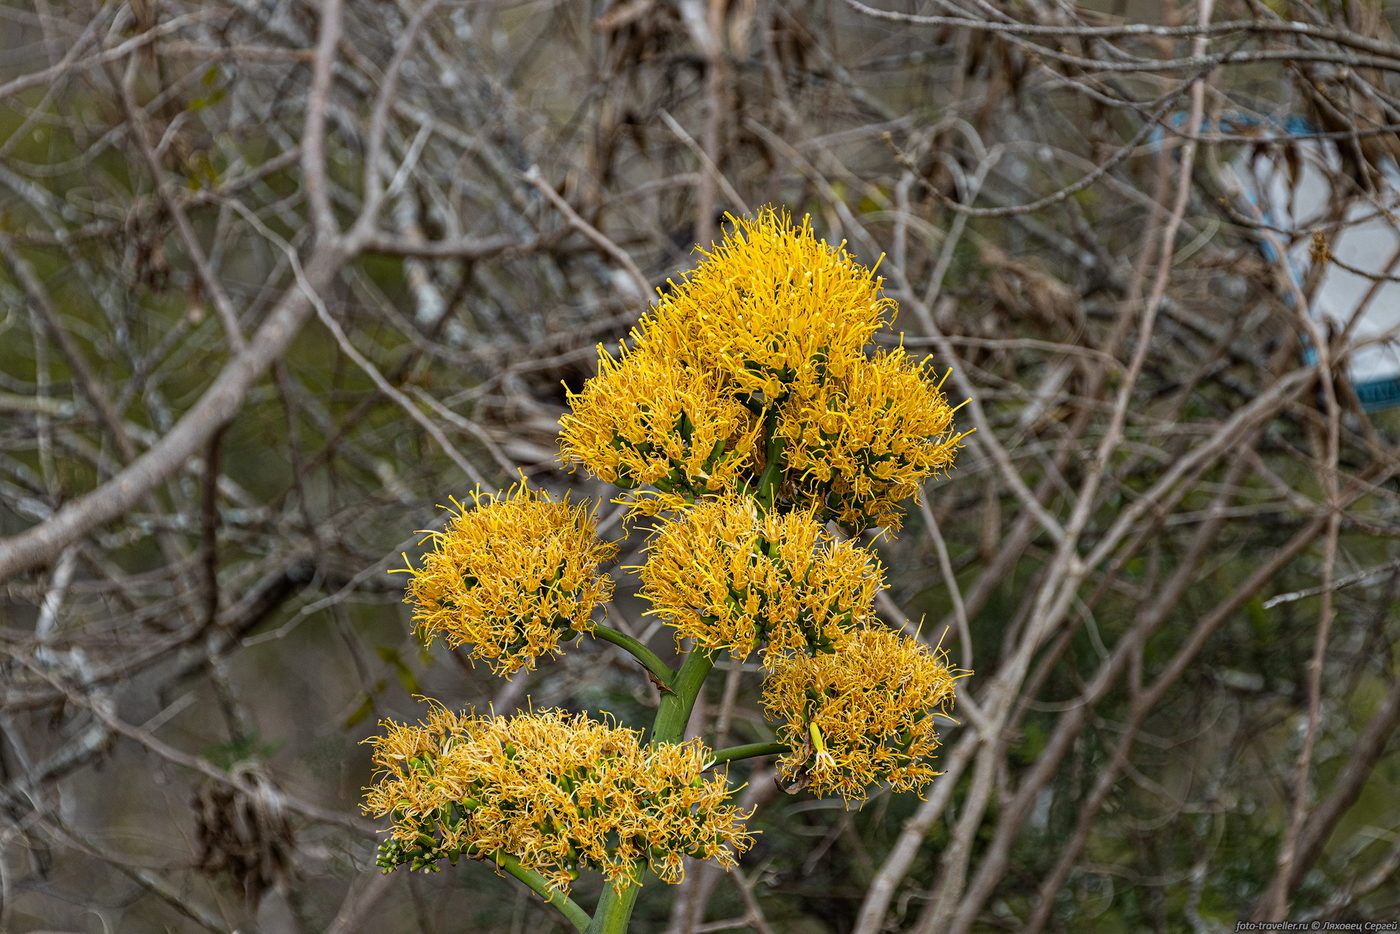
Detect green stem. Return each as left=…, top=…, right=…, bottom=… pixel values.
left=755, top=405, right=785, bottom=513
left=591, top=623, right=676, bottom=687
left=585, top=879, right=641, bottom=934
left=707, top=741, right=790, bottom=768
left=649, top=647, right=715, bottom=744
left=493, top=850, right=592, bottom=932
left=755, top=441, right=784, bottom=513
left=590, top=648, right=715, bottom=933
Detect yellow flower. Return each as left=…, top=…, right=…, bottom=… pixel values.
left=636, top=208, right=893, bottom=401
left=776, top=347, right=966, bottom=532
left=362, top=705, right=754, bottom=893
left=761, top=628, right=966, bottom=803
left=400, top=482, right=617, bottom=677
left=558, top=346, right=762, bottom=515
left=638, top=495, right=883, bottom=660
left=560, top=208, right=964, bottom=529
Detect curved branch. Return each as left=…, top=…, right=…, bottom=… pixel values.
left=493, top=851, right=592, bottom=933
left=590, top=623, right=676, bottom=687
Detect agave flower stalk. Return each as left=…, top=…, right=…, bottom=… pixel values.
left=363, top=208, right=971, bottom=933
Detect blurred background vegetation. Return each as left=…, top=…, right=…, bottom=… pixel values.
left=2, top=0, right=1399, bottom=931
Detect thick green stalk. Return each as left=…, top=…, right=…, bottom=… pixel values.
left=649, top=647, right=715, bottom=744
left=585, top=878, right=641, bottom=934
left=755, top=403, right=785, bottom=513
left=755, top=438, right=785, bottom=513
left=589, top=648, right=715, bottom=932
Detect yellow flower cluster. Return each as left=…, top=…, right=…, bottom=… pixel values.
left=559, top=207, right=963, bottom=532
left=557, top=347, right=762, bottom=516
left=362, top=706, right=754, bottom=893
left=761, top=628, right=964, bottom=803
left=638, top=494, right=883, bottom=660
left=777, top=348, right=962, bottom=531
left=636, top=211, right=891, bottom=399
left=400, top=482, right=617, bottom=677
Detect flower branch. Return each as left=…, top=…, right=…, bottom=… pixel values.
left=707, top=741, right=791, bottom=769
left=589, top=622, right=676, bottom=688
left=493, top=850, right=592, bottom=933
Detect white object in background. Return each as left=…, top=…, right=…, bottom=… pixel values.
left=1227, top=135, right=1400, bottom=411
